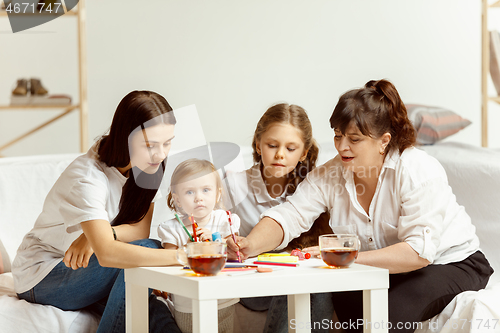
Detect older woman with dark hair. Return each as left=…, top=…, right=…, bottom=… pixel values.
left=230, top=79, right=493, bottom=332
left=12, top=91, right=182, bottom=333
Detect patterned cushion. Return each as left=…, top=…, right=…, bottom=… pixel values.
left=0, top=239, right=11, bottom=274
left=406, top=104, right=471, bottom=145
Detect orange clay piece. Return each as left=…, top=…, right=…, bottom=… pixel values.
left=257, top=267, right=273, bottom=273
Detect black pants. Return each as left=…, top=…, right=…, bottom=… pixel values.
left=332, top=251, right=494, bottom=333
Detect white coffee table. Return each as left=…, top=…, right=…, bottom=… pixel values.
left=125, top=259, right=389, bottom=333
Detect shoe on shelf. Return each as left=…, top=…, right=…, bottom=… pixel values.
left=30, top=78, right=48, bottom=96
left=12, top=79, right=28, bottom=96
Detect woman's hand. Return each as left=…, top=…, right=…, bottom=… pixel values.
left=196, top=228, right=212, bottom=242
left=302, top=245, right=321, bottom=259
left=226, top=235, right=250, bottom=261
left=63, top=233, right=94, bottom=270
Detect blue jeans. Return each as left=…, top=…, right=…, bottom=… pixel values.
left=240, top=293, right=334, bottom=333
left=18, top=239, right=180, bottom=333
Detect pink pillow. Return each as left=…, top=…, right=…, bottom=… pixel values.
left=405, top=104, right=471, bottom=145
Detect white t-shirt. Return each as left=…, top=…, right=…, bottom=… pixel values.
left=264, top=147, right=480, bottom=265
left=12, top=146, right=127, bottom=293
left=158, top=209, right=240, bottom=247
left=224, top=164, right=287, bottom=237
left=157, top=209, right=240, bottom=313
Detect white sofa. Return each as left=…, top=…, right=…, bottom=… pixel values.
left=0, top=142, right=499, bottom=333
left=0, top=153, right=100, bottom=333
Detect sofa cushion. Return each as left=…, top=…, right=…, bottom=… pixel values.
left=0, top=154, right=80, bottom=263
left=406, top=104, right=471, bottom=145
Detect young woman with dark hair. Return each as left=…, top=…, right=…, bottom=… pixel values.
left=12, top=90, right=182, bottom=333
left=229, top=80, right=493, bottom=332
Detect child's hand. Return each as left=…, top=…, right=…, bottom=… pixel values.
left=196, top=228, right=212, bottom=242
left=301, top=245, right=321, bottom=258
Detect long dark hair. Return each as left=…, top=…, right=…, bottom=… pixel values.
left=97, top=90, right=176, bottom=226
left=251, top=103, right=319, bottom=195
left=330, top=79, right=416, bottom=155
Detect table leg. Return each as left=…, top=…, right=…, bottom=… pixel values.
left=192, top=299, right=218, bottom=333
left=362, top=288, right=388, bottom=333
left=125, top=279, right=149, bottom=333
left=287, top=293, right=311, bottom=333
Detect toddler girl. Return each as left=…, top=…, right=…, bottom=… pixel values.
left=158, top=158, right=240, bottom=333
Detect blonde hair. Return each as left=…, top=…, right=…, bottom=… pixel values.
left=167, top=158, right=224, bottom=213
left=252, top=103, right=319, bottom=194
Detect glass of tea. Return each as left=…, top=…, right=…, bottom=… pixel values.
left=177, top=242, right=227, bottom=276
left=319, top=234, right=360, bottom=268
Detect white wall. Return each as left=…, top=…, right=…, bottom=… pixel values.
left=1, top=0, right=494, bottom=158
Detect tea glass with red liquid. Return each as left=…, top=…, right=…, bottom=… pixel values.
left=177, top=242, right=227, bottom=276
left=319, top=234, right=360, bottom=268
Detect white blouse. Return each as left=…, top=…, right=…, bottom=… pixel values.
left=264, top=147, right=480, bottom=265
left=224, top=164, right=287, bottom=237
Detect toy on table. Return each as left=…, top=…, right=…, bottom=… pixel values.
left=290, top=248, right=311, bottom=260
left=212, top=232, right=222, bottom=242
left=257, top=267, right=273, bottom=273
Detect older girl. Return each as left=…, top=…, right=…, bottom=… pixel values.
left=231, top=80, right=494, bottom=332
left=12, top=91, right=182, bottom=333
left=225, top=103, right=333, bottom=333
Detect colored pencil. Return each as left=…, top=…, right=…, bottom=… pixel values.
left=253, top=261, right=299, bottom=267
left=175, top=213, right=194, bottom=242
left=226, top=210, right=241, bottom=263
left=221, top=267, right=256, bottom=272
left=257, top=254, right=298, bottom=263
left=224, top=264, right=259, bottom=268
left=191, top=215, right=198, bottom=242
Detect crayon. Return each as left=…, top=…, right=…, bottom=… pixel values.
left=175, top=213, right=194, bottom=242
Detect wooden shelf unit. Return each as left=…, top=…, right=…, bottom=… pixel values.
left=482, top=0, right=500, bottom=147
left=0, top=0, right=88, bottom=155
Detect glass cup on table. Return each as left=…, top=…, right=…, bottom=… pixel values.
left=319, top=234, right=360, bottom=268
left=176, top=242, right=227, bottom=276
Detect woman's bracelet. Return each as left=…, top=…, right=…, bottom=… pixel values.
left=112, top=227, right=117, bottom=241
